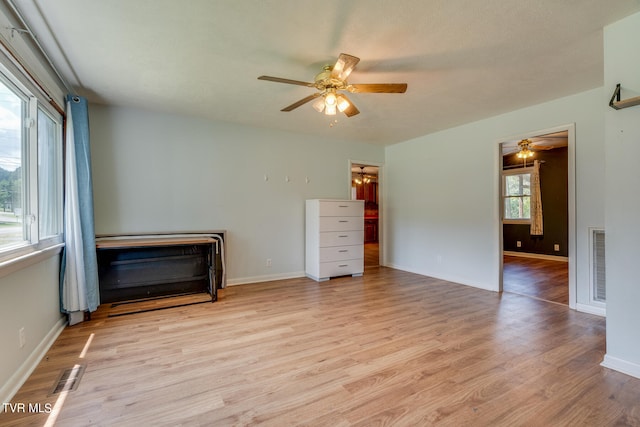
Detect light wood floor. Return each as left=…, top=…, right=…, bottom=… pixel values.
left=503, top=255, right=569, bottom=305
left=3, top=267, right=640, bottom=426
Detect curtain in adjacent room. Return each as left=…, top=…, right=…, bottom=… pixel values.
left=530, top=159, right=543, bottom=235
left=60, top=95, right=99, bottom=321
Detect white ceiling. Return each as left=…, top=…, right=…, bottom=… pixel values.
left=14, top=0, right=640, bottom=146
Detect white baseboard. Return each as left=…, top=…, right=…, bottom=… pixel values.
left=576, top=303, right=606, bottom=317
left=503, top=251, right=568, bottom=262
left=0, top=316, right=67, bottom=409
left=226, top=271, right=306, bottom=286
left=601, top=354, right=640, bottom=379
left=385, top=263, right=498, bottom=292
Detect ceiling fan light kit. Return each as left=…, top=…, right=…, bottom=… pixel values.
left=516, top=139, right=535, bottom=159
left=312, top=91, right=352, bottom=116
left=258, top=53, right=407, bottom=118
left=354, top=166, right=372, bottom=185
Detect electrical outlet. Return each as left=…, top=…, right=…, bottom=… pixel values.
left=554, top=244, right=560, bottom=251
left=266, top=259, right=272, bottom=267
left=516, top=241, right=522, bottom=248
left=19, top=327, right=25, bottom=348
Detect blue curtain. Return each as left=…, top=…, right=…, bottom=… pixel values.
left=60, top=95, right=99, bottom=315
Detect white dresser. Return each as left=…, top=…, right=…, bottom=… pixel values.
left=305, top=199, right=364, bottom=282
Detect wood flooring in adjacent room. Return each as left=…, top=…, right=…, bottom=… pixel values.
left=3, top=267, right=639, bottom=426
left=364, top=242, right=379, bottom=267
left=503, top=254, right=569, bottom=305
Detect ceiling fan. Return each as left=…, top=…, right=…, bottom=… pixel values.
left=502, top=132, right=569, bottom=157
left=353, top=166, right=375, bottom=185
left=258, top=53, right=407, bottom=118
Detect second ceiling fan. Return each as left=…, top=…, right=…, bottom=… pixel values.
left=258, top=53, right=407, bottom=118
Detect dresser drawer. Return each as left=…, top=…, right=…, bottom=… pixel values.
left=319, top=245, right=364, bottom=262
left=318, top=201, right=363, bottom=217
left=319, top=216, right=364, bottom=232
left=319, top=230, right=364, bottom=247
left=319, top=259, right=364, bottom=278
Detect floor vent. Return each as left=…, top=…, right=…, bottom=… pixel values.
left=591, top=228, right=606, bottom=303
left=49, top=364, right=85, bottom=395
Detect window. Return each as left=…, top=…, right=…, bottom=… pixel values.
left=38, top=108, right=63, bottom=240
left=503, top=169, right=531, bottom=223
left=0, top=77, right=27, bottom=249
left=0, top=67, right=63, bottom=260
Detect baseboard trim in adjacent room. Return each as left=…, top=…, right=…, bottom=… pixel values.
left=576, top=303, right=606, bottom=317
left=0, top=316, right=67, bottom=409
left=227, top=271, right=306, bottom=286
left=503, top=251, right=569, bottom=262
left=601, top=354, right=640, bottom=380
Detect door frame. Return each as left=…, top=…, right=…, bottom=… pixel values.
left=497, top=123, right=576, bottom=308
left=349, top=159, right=384, bottom=267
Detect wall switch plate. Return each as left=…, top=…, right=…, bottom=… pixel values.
left=516, top=241, right=522, bottom=248
left=266, top=259, right=272, bottom=267
left=554, top=244, right=560, bottom=251
left=19, top=327, right=25, bottom=348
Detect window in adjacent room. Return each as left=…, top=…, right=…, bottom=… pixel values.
left=503, top=168, right=532, bottom=223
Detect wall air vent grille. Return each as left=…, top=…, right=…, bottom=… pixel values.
left=591, top=229, right=606, bottom=303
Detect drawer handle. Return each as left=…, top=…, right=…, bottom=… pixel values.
left=338, top=220, right=349, bottom=223
left=338, top=205, right=349, bottom=208
left=338, top=250, right=348, bottom=253
left=339, top=264, right=349, bottom=267
left=338, top=235, right=348, bottom=238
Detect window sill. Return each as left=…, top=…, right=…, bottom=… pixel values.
left=0, top=243, right=64, bottom=280
left=503, top=220, right=532, bottom=225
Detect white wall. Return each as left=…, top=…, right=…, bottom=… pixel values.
left=89, top=105, right=385, bottom=284
left=0, top=255, right=65, bottom=405
left=602, top=11, right=640, bottom=378
left=385, top=88, right=605, bottom=304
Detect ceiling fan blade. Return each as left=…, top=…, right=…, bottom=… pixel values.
left=258, top=76, right=314, bottom=87
left=348, top=83, right=408, bottom=93
left=281, top=93, right=321, bottom=112
left=331, top=53, right=360, bottom=81
left=339, top=94, right=360, bottom=117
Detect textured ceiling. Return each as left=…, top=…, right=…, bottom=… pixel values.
left=14, top=0, right=640, bottom=146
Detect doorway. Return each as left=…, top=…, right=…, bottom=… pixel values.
left=350, top=161, right=380, bottom=268
left=499, top=125, right=575, bottom=306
